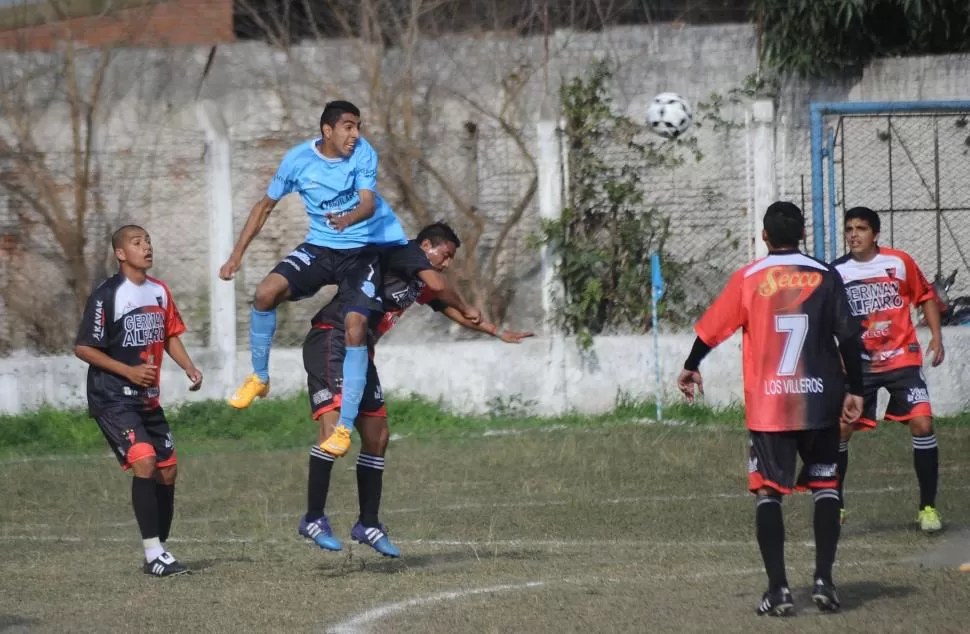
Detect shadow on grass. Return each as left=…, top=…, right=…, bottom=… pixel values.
left=0, top=614, right=40, bottom=632
left=832, top=580, right=918, bottom=611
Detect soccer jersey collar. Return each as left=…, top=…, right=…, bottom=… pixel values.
left=768, top=248, right=801, bottom=256
left=312, top=138, right=344, bottom=163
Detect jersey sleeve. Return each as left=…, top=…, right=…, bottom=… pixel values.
left=903, top=253, right=935, bottom=305
left=266, top=149, right=299, bottom=201
left=163, top=286, right=187, bottom=339
left=694, top=269, right=745, bottom=347
left=75, top=283, right=111, bottom=348
left=354, top=141, right=379, bottom=193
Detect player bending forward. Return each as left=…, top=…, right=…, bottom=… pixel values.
left=75, top=225, right=203, bottom=577
left=299, top=222, right=532, bottom=557
left=678, top=202, right=864, bottom=616
left=832, top=206, right=945, bottom=532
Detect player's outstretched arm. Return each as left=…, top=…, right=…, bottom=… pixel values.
left=219, top=195, right=279, bottom=280
left=440, top=306, right=534, bottom=343
left=165, top=336, right=204, bottom=391
left=327, top=190, right=377, bottom=232
left=416, top=269, right=482, bottom=324
left=75, top=345, right=157, bottom=388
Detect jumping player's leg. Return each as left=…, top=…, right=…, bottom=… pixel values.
left=322, top=251, right=385, bottom=457
left=748, top=432, right=795, bottom=617
left=299, top=327, right=343, bottom=551
left=883, top=367, right=940, bottom=531
left=350, top=411, right=400, bottom=558
left=231, top=244, right=331, bottom=409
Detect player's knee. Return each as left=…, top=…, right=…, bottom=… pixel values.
left=127, top=443, right=158, bottom=477
left=910, top=416, right=934, bottom=436
left=812, top=488, right=840, bottom=505
left=156, top=464, right=178, bottom=486
left=839, top=422, right=854, bottom=442
left=344, top=311, right=368, bottom=346
left=254, top=276, right=287, bottom=310
left=755, top=488, right=782, bottom=501
left=358, top=417, right=389, bottom=456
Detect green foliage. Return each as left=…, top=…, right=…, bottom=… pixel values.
left=536, top=60, right=714, bottom=348
left=754, top=0, right=970, bottom=77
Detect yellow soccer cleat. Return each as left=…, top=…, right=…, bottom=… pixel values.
left=320, top=426, right=352, bottom=458
left=228, top=374, right=270, bottom=409
left=917, top=506, right=943, bottom=533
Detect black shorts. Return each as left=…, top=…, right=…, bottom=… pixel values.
left=857, top=366, right=933, bottom=429
left=94, top=407, right=176, bottom=470
left=271, top=243, right=384, bottom=313
left=303, top=326, right=386, bottom=419
left=748, top=425, right=840, bottom=495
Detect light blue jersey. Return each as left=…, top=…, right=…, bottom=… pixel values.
left=266, top=137, right=408, bottom=249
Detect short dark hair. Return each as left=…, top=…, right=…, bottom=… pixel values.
left=416, top=221, right=461, bottom=249
left=111, top=224, right=146, bottom=250
left=844, top=206, right=881, bottom=234
left=763, top=201, right=804, bottom=249
left=320, top=100, right=361, bottom=130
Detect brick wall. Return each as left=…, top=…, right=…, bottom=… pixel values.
left=0, top=0, right=234, bottom=50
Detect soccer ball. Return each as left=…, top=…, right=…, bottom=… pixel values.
left=645, top=93, right=693, bottom=139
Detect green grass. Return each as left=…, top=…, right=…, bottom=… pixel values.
left=0, top=394, right=746, bottom=457
left=5, top=392, right=970, bottom=458
left=3, top=421, right=970, bottom=631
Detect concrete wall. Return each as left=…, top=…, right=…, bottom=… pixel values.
left=2, top=327, right=968, bottom=417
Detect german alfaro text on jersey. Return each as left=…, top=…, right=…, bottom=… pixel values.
left=695, top=252, right=859, bottom=432
left=832, top=247, right=935, bottom=373
left=75, top=274, right=186, bottom=413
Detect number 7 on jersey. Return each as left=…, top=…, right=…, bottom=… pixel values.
left=775, top=314, right=808, bottom=376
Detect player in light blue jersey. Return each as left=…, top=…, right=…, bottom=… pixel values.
left=219, top=101, right=480, bottom=447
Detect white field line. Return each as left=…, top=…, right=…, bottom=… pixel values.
left=325, top=558, right=901, bottom=634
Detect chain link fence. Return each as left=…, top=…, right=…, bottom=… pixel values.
left=821, top=107, right=970, bottom=297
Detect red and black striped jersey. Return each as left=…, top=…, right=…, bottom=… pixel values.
left=832, top=247, right=935, bottom=374
left=75, top=274, right=186, bottom=413
left=695, top=250, right=860, bottom=432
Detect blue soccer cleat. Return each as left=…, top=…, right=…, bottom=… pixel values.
left=299, top=515, right=342, bottom=551
left=351, top=521, right=401, bottom=558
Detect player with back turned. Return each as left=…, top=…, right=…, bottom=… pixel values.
left=677, top=202, right=864, bottom=616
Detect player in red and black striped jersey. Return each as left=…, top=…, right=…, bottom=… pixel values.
left=832, top=207, right=945, bottom=532
left=74, top=225, right=203, bottom=577
left=678, top=202, right=864, bottom=616
left=298, top=222, right=533, bottom=557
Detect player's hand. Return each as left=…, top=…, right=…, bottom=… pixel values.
left=677, top=369, right=704, bottom=403
left=927, top=337, right=945, bottom=367
left=462, top=306, right=482, bottom=325
left=841, top=393, right=864, bottom=425
left=127, top=363, right=157, bottom=388
left=219, top=254, right=241, bottom=281
left=326, top=212, right=354, bottom=232
left=186, top=367, right=204, bottom=391
left=500, top=329, right=534, bottom=344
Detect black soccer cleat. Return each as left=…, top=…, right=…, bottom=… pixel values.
left=756, top=587, right=794, bottom=617
left=812, top=578, right=841, bottom=613
left=143, top=552, right=190, bottom=577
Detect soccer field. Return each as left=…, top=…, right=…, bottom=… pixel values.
left=2, top=421, right=970, bottom=633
